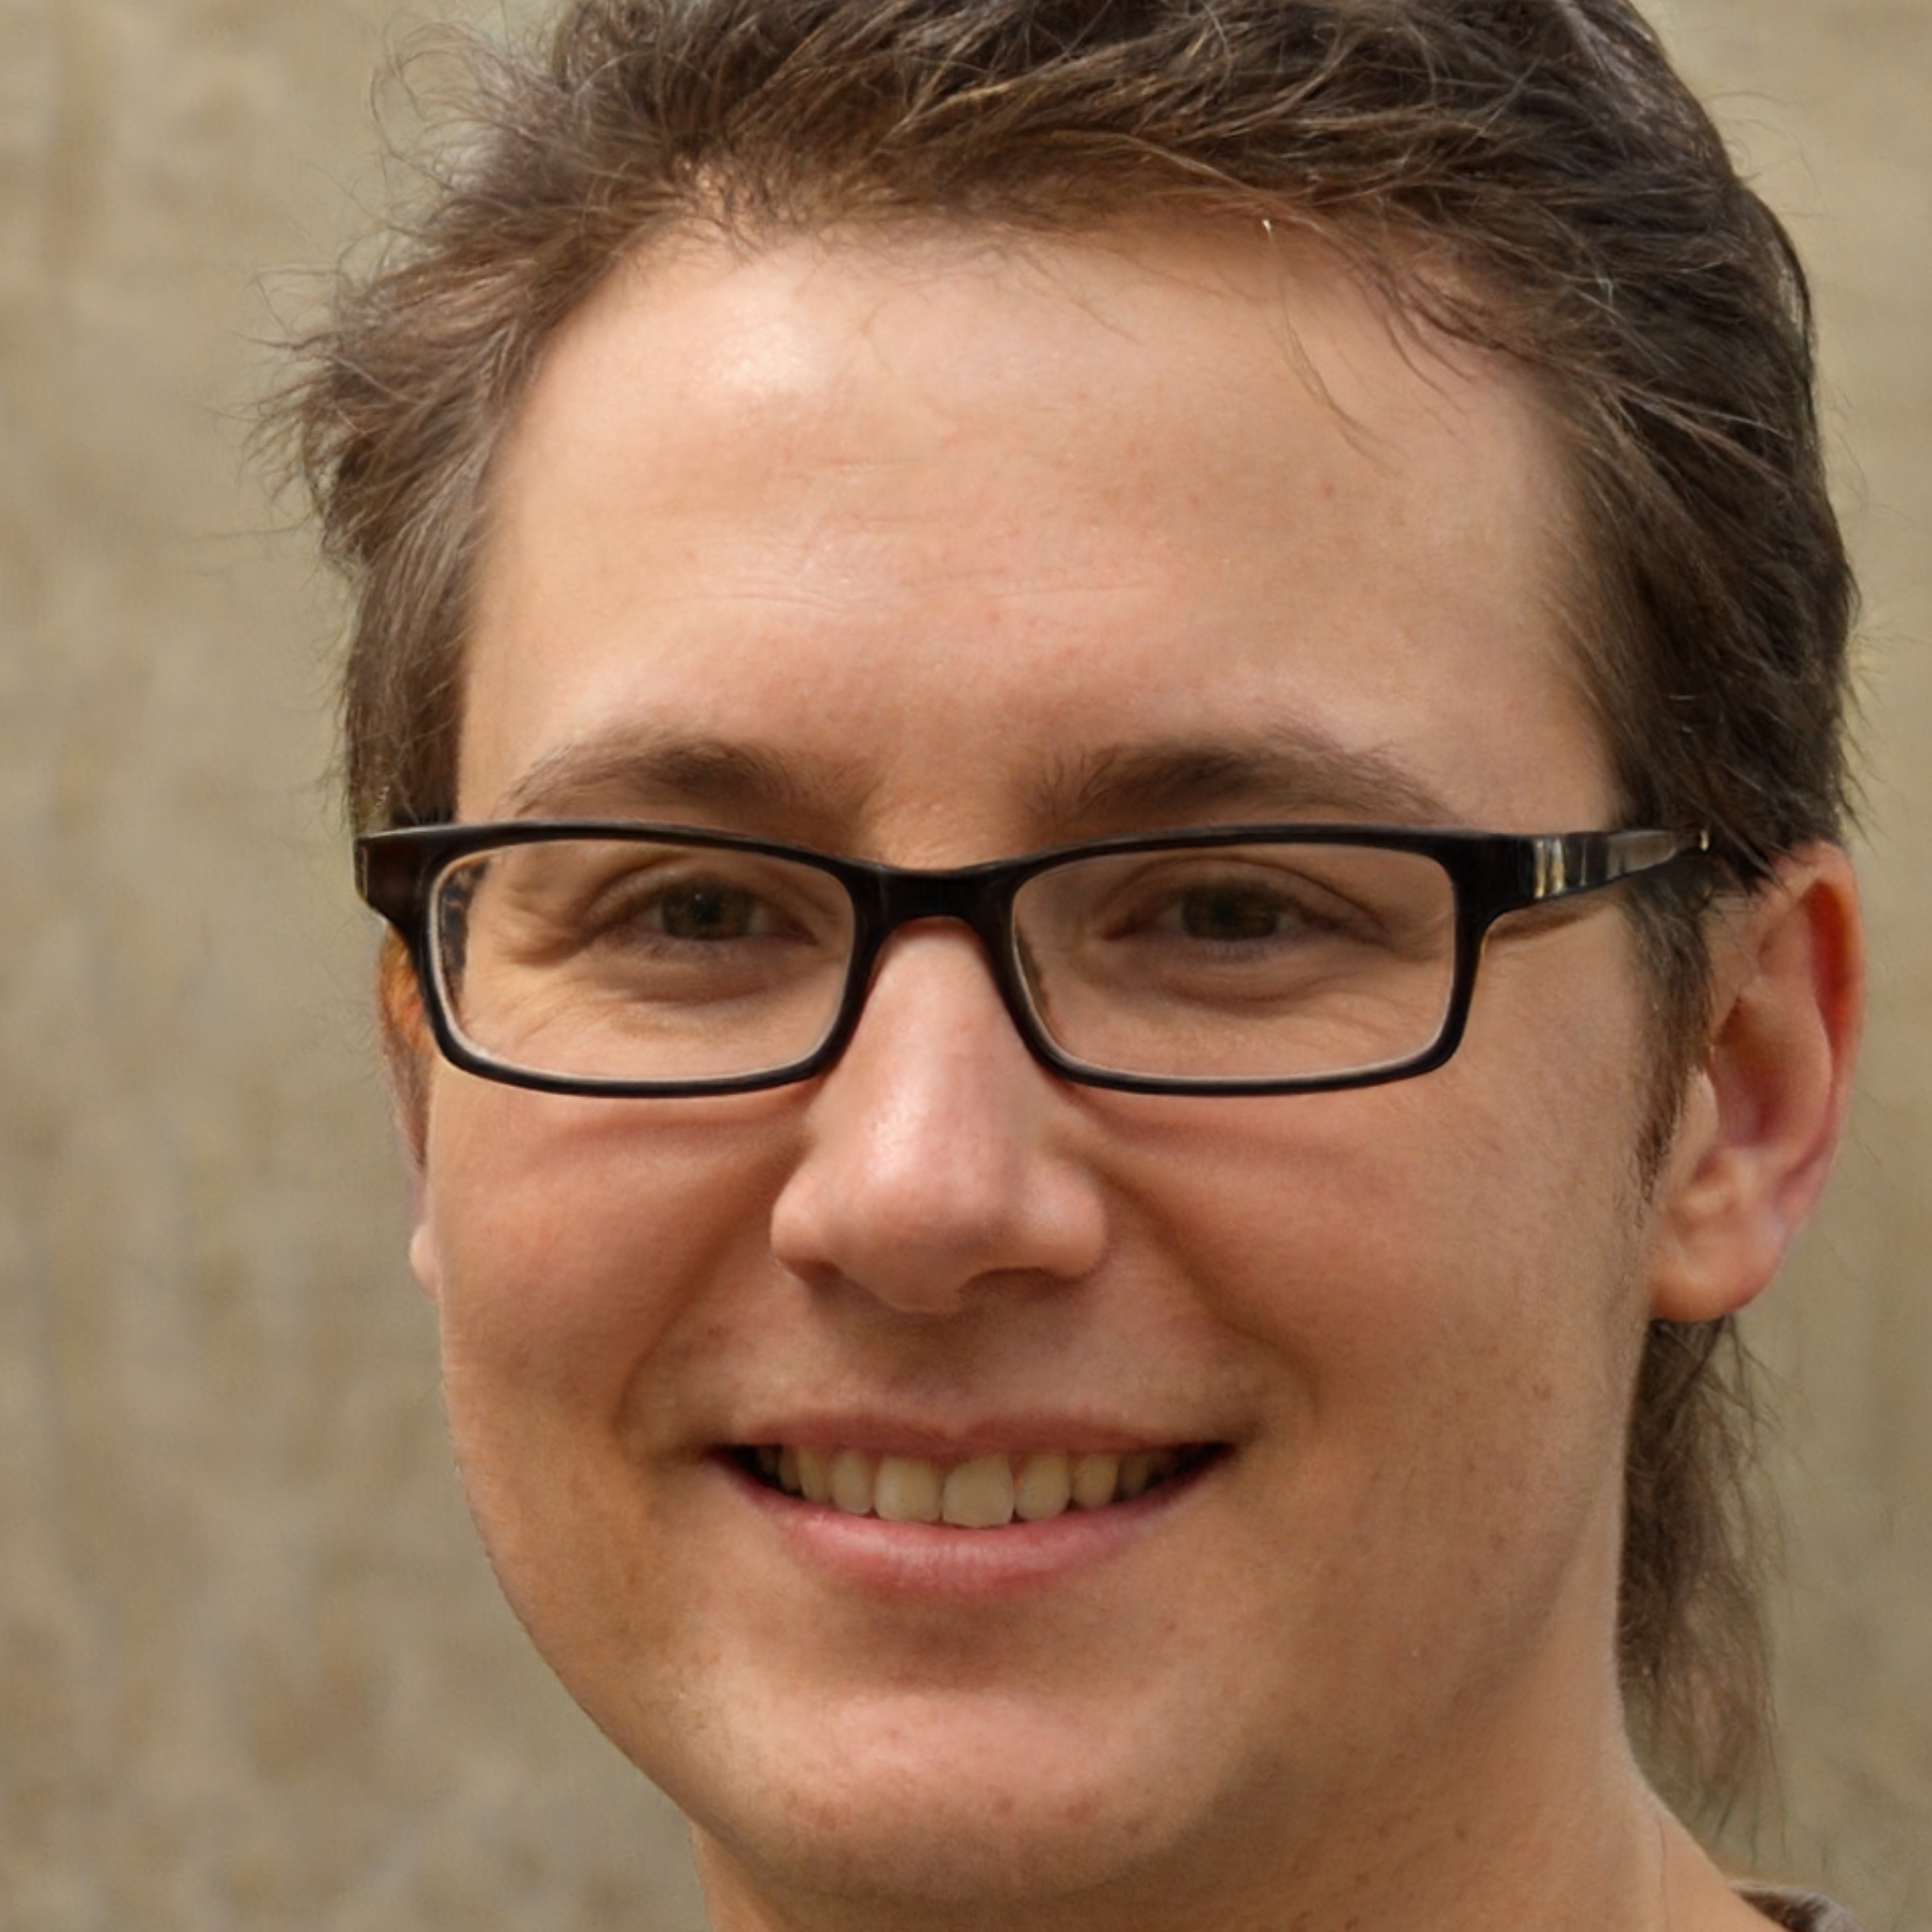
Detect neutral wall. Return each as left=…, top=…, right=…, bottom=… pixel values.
left=0, top=2, right=1924, bottom=1926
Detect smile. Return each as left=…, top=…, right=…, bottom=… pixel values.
left=735, top=1443, right=1220, bottom=1527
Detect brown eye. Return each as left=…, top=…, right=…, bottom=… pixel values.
left=647, top=881, right=769, bottom=941
left=1168, top=883, right=1306, bottom=943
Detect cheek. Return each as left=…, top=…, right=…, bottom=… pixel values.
left=414, top=1085, right=803, bottom=1679
left=418, top=1081, right=794, bottom=1424
left=1111, top=982, right=1656, bottom=1509
left=1131, top=1061, right=1644, bottom=1359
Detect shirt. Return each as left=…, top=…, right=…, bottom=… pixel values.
left=1740, top=1886, right=1865, bottom=1932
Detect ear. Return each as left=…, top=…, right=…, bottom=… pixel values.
left=376, top=932, right=443, bottom=1304
left=1647, top=843, right=1864, bottom=1323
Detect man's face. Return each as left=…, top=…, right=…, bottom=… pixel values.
left=412, top=222, right=1671, bottom=1919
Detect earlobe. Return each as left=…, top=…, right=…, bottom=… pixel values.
left=1647, top=844, right=1864, bottom=1324
left=408, top=1212, right=442, bottom=1306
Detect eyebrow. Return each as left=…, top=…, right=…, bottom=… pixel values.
left=1029, top=730, right=1457, bottom=831
left=494, top=721, right=1457, bottom=841
left=498, top=727, right=872, bottom=833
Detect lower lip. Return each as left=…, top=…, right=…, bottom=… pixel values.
left=714, top=1453, right=1224, bottom=1602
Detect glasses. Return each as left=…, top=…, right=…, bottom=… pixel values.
left=356, top=821, right=1707, bottom=1098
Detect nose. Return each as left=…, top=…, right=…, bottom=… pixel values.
left=768, top=924, right=1109, bottom=1316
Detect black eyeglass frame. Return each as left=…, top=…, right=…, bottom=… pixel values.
left=356, top=820, right=1709, bottom=1099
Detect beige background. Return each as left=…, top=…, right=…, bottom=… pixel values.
left=0, top=1, right=1924, bottom=1926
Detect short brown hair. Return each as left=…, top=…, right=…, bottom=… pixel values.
left=275, top=0, right=1855, bottom=1810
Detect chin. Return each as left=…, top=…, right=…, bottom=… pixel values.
left=659, top=1692, right=1213, bottom=1917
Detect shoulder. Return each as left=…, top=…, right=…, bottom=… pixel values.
left=1737, top=1886, right=1866, bottom=1932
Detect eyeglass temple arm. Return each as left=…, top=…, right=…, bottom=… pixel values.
left=1525, top=828, right=1710, bottom=902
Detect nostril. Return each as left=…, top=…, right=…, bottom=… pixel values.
left=768, top=1125, right=1107, bottom=1315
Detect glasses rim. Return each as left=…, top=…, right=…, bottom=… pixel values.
left=356, top=818, right=1710, bottom=1099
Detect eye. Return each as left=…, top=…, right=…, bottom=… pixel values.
left=632, top=877, right=780, bottom=943
left=571, top=852, right=841, bottom=954
left=1153, top=879, right=1320, bottom=944
left=1097, top=860, right=1363, bottom=952
left=458, top=840, right=848, bottom=972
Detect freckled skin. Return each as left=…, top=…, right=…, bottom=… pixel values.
left=408, top=224, right=1795, bottom=1932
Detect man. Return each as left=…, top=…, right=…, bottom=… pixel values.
left=278, top=3, right=1866, bottom=1926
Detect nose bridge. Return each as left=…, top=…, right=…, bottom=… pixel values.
left=870, top=858, right=1011, bottom=952
left=769, top=899, right=1105, bottom=1312
left=838, top=913, right=1040, bottom=1158
left=843, top=858, right=1027, bottom=1060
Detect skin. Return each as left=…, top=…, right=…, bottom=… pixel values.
left=401, top=220, right=1861, bottom=1932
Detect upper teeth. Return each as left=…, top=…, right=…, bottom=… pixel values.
left=752, top=1446, right=1182, bottom=1527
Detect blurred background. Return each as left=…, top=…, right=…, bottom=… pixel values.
left=0, top=1, right=1924, bottom=1926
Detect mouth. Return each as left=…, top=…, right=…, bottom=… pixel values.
left=728, top=1442, right=1224, bottom=1528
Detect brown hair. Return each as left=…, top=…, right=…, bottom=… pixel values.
left=275, top=0, right=1854, bottom=1810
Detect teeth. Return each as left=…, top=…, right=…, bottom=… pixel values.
left=755, top=1445, right=1192, bottom=1525
left=874, top=1454, right=942, bottom=1524
left=1118, top=1451, right=1158, bottom=1501
left=1072, top=1451, right=1122, bottom=1509
left=1013, top=1451, right=1073, bottom=1522
left=941, top=1455, right=1014, bottom=1529
left=829, top=1449, right=875, bottom=1516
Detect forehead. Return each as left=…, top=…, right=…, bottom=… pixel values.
left=464, top=218, right=1609, bottom=844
